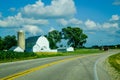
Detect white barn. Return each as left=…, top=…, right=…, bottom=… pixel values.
left=33, top=36, right=50, bottom=52
left=32, top=36, right=57, bottom=52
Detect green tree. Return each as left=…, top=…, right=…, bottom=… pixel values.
left=62, top=26, right=88, bottom=48
left=47, top=30, right=61, bottom=49
left=0, top=36, right=3, bottom=50
left=2, top=35, right=17, bottom=50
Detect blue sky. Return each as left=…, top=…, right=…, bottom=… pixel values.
left=0, top=0, right=120, bottom=47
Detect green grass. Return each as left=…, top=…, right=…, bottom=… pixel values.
left=62, top=49, right=103, bottom=55
left=0, top=49, right=103, bottom=63
left=108, top=53, right=120, bottom=73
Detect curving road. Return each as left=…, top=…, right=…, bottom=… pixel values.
left=0, top=50, right=120, bottom=80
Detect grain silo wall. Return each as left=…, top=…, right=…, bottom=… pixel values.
left=17, top=30, right=25, bottom=50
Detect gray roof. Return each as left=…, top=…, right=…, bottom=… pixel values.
left=9, top=46, right=17, bottom=50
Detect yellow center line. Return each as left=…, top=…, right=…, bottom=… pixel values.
left=0, top=54, right=99, bottom=80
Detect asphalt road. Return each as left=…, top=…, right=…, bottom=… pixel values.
left=0, top=50, right=120, bottom=80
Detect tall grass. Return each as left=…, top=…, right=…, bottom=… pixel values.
left=108, top=53, right=120, bottom=73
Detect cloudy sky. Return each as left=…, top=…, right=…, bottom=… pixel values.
left=0, top=0, right=120, bottom=47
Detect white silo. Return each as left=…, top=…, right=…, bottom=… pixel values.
left=17, top=30, right=25, bottom=51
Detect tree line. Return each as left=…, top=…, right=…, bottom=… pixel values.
left=0, top=35, right=17, bottom=50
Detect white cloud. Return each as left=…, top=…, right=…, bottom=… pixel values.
left=23, top=25, right=42, bottom=35
left=102, top=22, right=118, bottom=29
left=9, top=8, right=16, bottom=12
left=49, top=27, right=56, bottom=32
left=69, top=18, right=83, bottom=25
left=110, top=14, right=119, bottom=21
left=85, top=19, right=97, bottom=29
left=113, top=0, right=120, bottom=5
left=0, top=13, right=48, bottom=27
left=83, top=15, right=120, bottom=31
left=57, top=18, right=82, bottom=26
left=0, top=0, right=77, bottom=34
left=22, top=0, right=76, bottom=19
left=54, top=15, right=119, bottom=31
left=112, top=23, right=119, bottom=28
left=103, top=14, right=120, bottom=31
left=57, top=19, right=68, bottom=26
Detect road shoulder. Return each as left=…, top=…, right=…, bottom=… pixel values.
left=104, top=58, right=120, bottom=80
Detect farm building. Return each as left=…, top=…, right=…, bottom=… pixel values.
left=10, top=30, right=74, bottom=52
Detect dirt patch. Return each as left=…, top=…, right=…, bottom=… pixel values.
left=104, top=58, right=120, bottom=80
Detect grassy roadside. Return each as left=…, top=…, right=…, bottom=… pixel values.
left=108, top=53, right=120, bottom=73
left=0, top=49, right=103, bottom=63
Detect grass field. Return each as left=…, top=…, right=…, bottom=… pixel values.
left=108, top=53, right=120, bottom=73
left=0, top=49, right=103, bottom=63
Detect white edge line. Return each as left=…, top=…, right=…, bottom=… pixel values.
left=94, top=57, right=100, bottom=80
